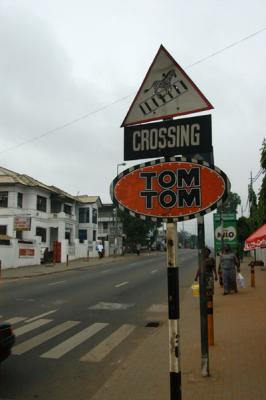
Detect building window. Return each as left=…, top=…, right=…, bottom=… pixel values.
left=64, top=204, right=72, bottom=215
left=79, top=208, right=90, bottom=223
left=0, top=192, right=8, bottom=208
left=16, top=230, right=23, bottom=240
left=93, top=230, right=96, bottom=241
left=17, top=192, right=23, bottom=208
left=36, top=227, right=47, bottom=242
left=65, top=231, right=70, bottom=241
left=0, top=225, right=7, bottom=235
left=37, top=196, right=47, bottom=212
left=92, top=208, right=97, bottom=224
left=79, top=229, right=87, bottom=243
left=51, top=199, right=62, bottom=213
left=103, top=222, right=108, bottom=230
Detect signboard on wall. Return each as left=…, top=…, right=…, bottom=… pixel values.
left=14, top=216, right=31, bottom=231
left=19, top=248, right=35, bottom=257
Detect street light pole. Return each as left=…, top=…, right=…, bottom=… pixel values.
left=117, top=162, right=126, bottom=176
left=114, top=162, right=126, bottom=256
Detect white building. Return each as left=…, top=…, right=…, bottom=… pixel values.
left=98, top=203, right=123, bottom=255
left=0, top=167, right=101, bottom=268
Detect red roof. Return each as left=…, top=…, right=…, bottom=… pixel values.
left=244, top=224, right=266, bottom=250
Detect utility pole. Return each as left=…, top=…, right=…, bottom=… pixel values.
left=197, top=216, right=209, bottom=377
left=114, top=162, right=126, bottom=256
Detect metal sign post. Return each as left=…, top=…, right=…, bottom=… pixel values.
left=197, top=216, right=209, bottom=377
left=166, top=222, right=181, bottom=400
left=118, top=45, right=229, bottom=400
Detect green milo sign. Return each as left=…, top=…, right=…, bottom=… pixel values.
left=213, top=213, right=237, bottom=254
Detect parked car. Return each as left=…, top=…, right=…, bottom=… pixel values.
left=0, top=323, right=15, bottom=363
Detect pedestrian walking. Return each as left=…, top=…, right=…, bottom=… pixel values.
left=97, top=243, right=104, bottom=258
left=195, top=247, right=218, bottom=296
left=219, top=244, right=240, bottom=295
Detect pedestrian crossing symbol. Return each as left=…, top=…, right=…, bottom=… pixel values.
left=121, top=45, right=213, bottom=127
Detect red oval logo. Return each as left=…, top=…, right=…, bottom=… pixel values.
left=111, top=158, right=230, bottom=221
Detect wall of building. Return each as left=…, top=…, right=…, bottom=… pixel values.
left=0, top=239, right=41, bottom=269
left=0, top=184, right=105, bottom=268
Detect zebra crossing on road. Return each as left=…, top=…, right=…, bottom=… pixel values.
left=41, top=322, right=108, bottom=359
left=13, top=320, right=80, bottom=355
left=3, top=302, right=167, bottom=363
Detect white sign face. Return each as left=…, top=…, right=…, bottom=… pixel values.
left=121, top=45, right=213, bottom=127
left=215, top=226, right=237, bottom=241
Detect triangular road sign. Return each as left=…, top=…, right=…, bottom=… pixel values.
left=121, top=45, right=213, bottom=127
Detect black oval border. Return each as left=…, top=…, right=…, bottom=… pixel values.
left=110, top=156, right=231, bottom=222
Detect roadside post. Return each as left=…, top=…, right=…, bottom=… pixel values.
left=250, top=260, right=256, bottom=287
left=197, top=216, right=209, bottom=374
left=113, top=45, right=230, bottom=399
left=207, top=294, right=214, bottom=346
left=166, top=222, right=181, bottom=399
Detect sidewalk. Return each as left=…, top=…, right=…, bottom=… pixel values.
left=0, top=253, right=138, bottom=280
left=2, top=255, right=266, bottom=399
left=90, top=256, right=266, bottom=400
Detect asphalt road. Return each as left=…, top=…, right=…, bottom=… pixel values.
left=0, top=249, right=198, bottom=400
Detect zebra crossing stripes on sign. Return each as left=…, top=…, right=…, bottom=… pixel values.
left=121, top=45, right=213, bottom=127
left=139, top=72, right=188, bottom=116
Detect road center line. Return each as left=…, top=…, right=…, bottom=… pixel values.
left=151, top=269, right=158, bottom=274
left=48, top=280, right=66, bottom=286
left=115, top=281, right=128, bottom=288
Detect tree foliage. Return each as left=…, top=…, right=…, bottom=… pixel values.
left=237, top=139, right=266, bottom=249
left=118, top=209, right=160, bottom=247
left=217, top=191, right=241, bottom=214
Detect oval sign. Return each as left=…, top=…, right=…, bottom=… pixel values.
left=111, top=157, right=230, bottom=222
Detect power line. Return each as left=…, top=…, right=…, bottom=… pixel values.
left=1, top=26, right=266, bottom=156
left=0, top=94, right=133, bottom=156
left=252, top=168, right=263, bottom=182
left=186, top=27, right=266, bottom=69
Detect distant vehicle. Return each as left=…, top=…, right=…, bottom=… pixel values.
left=0, top=323, right=15, bottom=363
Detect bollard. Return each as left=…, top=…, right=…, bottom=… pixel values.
left=0, top=260, right=1, bottom=278
left=207, top=295, right=214, bottom=346
left=66, top=254, right=69, bottom=267
left=250, top=263, right=255, bottom=287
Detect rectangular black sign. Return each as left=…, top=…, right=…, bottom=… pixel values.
left=124, top=114, right=212, bottom=161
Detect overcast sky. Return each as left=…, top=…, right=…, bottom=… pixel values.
left=1, top=0, right=265, bottom=245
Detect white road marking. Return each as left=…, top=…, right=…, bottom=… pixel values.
left=40, top=322, right=108, bottom=359
left=14, top=319, right=52, bottom=337
left=5, top=317, right=27, bottom=325
left=147, top=304, right=168, bottom=313
left=115, top=281, right=128, bottom=288
left=150, top=269, right=158, bottom=274
left=80, top=324, right=135, bottom=363
left=15, top=298, right=36, bottom=302
left=89, top=302, right=134, bottom=311
left=48, top=280, right=66, bottom=286
left=26, top=309, right=58, bottom=323
left=13, top=321, right=80, bottom=355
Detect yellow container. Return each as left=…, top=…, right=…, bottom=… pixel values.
left=191, top=282, right=200, bottom=297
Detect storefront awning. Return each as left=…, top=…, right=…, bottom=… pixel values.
left=244, top=224, right=266, bottom=251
